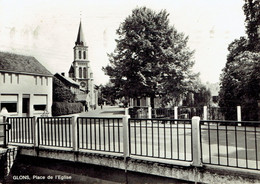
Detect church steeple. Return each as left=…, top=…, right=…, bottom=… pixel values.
left=75, top=21, right=85, bottom=46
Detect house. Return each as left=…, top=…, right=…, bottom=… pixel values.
left=0, top=52, right=53, bottom=117
left=54, top=72, right=91, bottom=109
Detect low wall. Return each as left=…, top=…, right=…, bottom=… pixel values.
left=18, top=146, right=260, bottom=184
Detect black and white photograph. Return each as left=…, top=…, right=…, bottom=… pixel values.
left=0, top=0, right=259, bottom=183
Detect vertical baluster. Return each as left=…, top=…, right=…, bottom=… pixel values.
left=217, top=122, right=220, bottom=165
left=254, top=125, right=258, bottom=169
left=245, top=125, right=248, bottom=168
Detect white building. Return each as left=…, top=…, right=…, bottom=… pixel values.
left=0, top=52, right=53, bottom=117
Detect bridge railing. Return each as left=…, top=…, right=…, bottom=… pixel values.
left=4, top=115, right=260, bottom=171
left=38, top=117, right=72, bottom=148
left=200, top=120, right=260, bottom=170
left=7, top=117, right=34, bottom=145
left=128, top=118, right=192, bottom=162
left=77, top=117, right=123, bottom=153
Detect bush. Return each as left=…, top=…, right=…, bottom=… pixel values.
left=52, top=102, right=83, bottom=116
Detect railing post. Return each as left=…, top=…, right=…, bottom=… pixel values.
left=237, top=106, right=241, bottom=126
left=203, top=106, right=207, bottom=120
left=148, top=106, right=152, bottom=119
left=192, top=116, right=202, bottom=167
left=72, top=115, right=79, bottom=151
left=174, top=106, right=178, bottom=124
left=125, top=108, right=129, bottom=116
left=33, top=116, right=39, bottom=147
left=3, top=116, right=7, bottom=148
left=123, top=115, right=130, bottom=159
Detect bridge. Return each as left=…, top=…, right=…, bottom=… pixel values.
left=1, top=112, right=260, bottom=183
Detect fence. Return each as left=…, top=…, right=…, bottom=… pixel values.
left=0, top=117, right=9, bottom=148
left=129, top=107, right=148, bottom=118
left=8, top=117, right=34, bottom=145
left=38, top=117, right=72, bottom=148
left=3, top=116, right=260, bottom=170
left=77, top=117, right=123, bottom=153
left=200, top=120, right=260, bottom=170
left=129, top=118, right=192, bottom=161
left=152, top=108, right=175, bottom=118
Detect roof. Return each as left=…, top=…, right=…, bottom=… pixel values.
left=75, top=21, right=86, bottom=46
left=54, top=73, right=79, bottom=88
left=0, top=52, right=52, bottom=76
left=69, top=65, right=74, bottom=74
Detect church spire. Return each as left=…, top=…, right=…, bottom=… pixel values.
left=75, top=21, right=85, bottom=46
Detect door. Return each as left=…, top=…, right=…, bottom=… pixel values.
left=22, top=98, right=29, bottom=117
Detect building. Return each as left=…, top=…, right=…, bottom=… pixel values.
left=54, top=73, right=81, bottom=95
left=54, top=73, right=91, bottom=108
left=0, top=52, right=53, bottom=117
left=68, top=21, right=97, bottom=109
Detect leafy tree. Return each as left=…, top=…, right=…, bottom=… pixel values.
left=243, top=0, right=260, bottom=51
left=219, top=1, right=260, bottom=120
left=219, top=50, right=260, bottom=120
left=103, top=7, right=196, bottom=106
left=183, top=80, right=211, bottom=107
left=99, top=83, right=118, bottom=105
left=53, top=77, right=76, bottom=102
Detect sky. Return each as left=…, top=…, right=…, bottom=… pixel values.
left=0, top=0, right=246, bottom=85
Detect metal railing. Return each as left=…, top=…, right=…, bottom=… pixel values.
left=129, top=118, right=192, bottom=161
left=152, top=108, right=174, bottom=118
left=0, top=122, right=7, bottom=148
left=7, top=117, right=34, bottom=144
left=178, top=107, right=203, bottom=119
left=4, top=115, right=260, bottom=171
left=200, top=120, right=260, bottom=170
left=38, top=117, right=72, bottom=148
left=77, top=117, right=123, bottom=153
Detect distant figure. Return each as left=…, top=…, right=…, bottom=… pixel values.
left=85, top=104, right=88, bottom=112
left=101, top=104, right=103, bottom=110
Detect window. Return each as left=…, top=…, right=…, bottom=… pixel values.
left=83, top=68, right=87, bottom=78
left=0, top=94, right=18, bottom=113
left=34, top=105, right=46, bottom=111
left=0, top=103, right=17, bottom=113
left=79, top=51, right=81, bottom=59
left=79, top=67, right=82, bottom=78
left=83, top=51, right=86, bottom=59
left=33, top=95, right=47, bottom=111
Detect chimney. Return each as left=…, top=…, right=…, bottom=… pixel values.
left=61, top=72, right=65, bottom=77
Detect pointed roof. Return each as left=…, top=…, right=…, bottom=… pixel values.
left=75, top=21, right=86, bottom=46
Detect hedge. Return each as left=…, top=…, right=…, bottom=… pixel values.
left=52, top=102, right=83, bottom=116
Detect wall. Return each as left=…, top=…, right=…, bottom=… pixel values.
left=0, top=72, right=52, bottom=117
left=19, top=147, right=260, bottom=184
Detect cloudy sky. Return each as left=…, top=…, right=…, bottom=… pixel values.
left=0, top=0, right=245, bottom=85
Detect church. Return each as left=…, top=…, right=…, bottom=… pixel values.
left=67, top=21, right=97, bottom=109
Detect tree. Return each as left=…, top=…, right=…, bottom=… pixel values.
left=243, top=0, right=260, bottom=51
left=103, top=7, right=196, bottom=106
left=53, top=77, right=76, bottom=102
left=219, top=50, right=260, bottom=120
left=219, top=1, right=260, bottom=120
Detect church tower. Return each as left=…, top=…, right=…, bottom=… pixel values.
left=69, top=21, right=94, bottom=93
